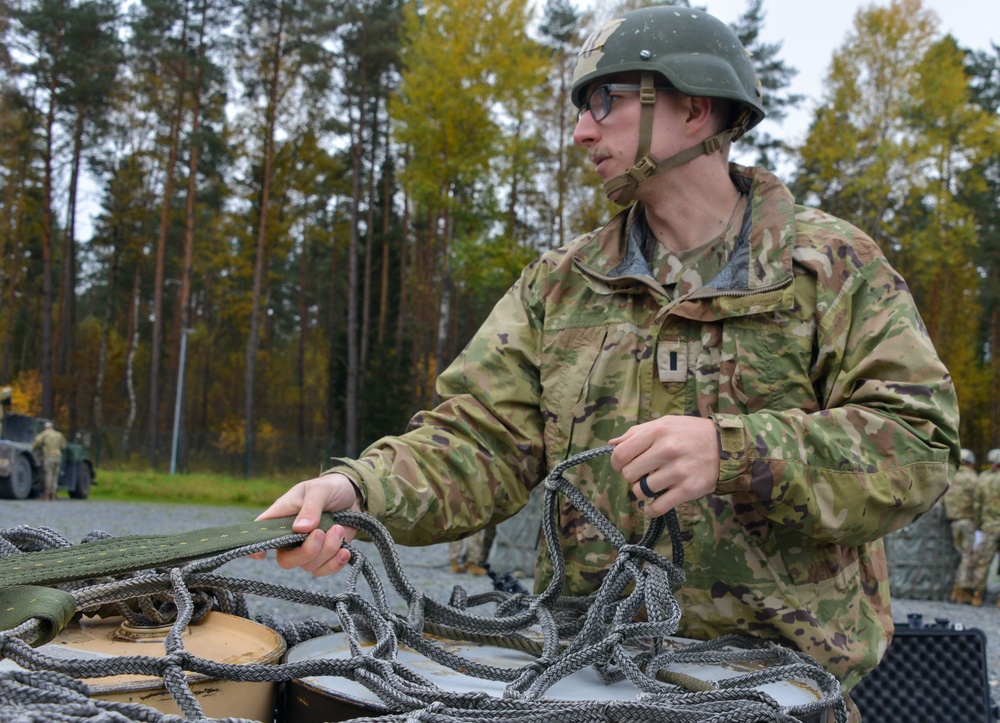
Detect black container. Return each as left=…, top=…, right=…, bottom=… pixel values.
left=852, top=620, right=995, bottom=722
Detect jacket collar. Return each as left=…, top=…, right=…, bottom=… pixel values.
left=573, top=164, right=796, bottom=295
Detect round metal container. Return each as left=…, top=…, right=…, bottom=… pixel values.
left=2, top=611, right=284, bottom=720
left=284, top=632, right=834, bottom=723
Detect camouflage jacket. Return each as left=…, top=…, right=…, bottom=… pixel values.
left=331, top=164, right=959, bottom=689
left=975, top=469, right=1000, bottom=527
left=942, top=465, right=979, bottom=521
left=32, top=428, right=67, bottom=461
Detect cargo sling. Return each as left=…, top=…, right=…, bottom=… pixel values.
left=0, top=514, right=335, bottom=643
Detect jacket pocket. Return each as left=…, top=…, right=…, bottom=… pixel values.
left=720, top=314, right=817, bottom=414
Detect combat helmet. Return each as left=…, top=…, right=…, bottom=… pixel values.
left=960, top=448, right=976, bottom=466
left=572, top=6, right=765, bottom=204
left=988, top=449, right=1000, bottom=466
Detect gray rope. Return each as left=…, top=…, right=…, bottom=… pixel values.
left=0, top=447, right=847, bottom=723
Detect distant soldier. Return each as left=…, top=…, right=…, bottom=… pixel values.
left=32, top=421, right=67, bottom=501
left=0, top=387, right=11, bottom=438
left=448, top=530, right=488, bottom=575
left=970, top=449, right=1000, bottom=606
left=943, top=448, right=980, bottom=603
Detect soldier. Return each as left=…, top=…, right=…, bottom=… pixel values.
left=970, top=449, right=1000, bottom=606
left=448, top=530, right=487, bottom=575
left=32, top=421, right=67, bottom=501
left=943, top=449, right=980, bottom=603
left=255, top=8, right=958, bottom=717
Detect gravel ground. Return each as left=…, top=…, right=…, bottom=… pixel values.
left=2, top=499, right=999, bottom=700
left=0, top=499, right=505, bottom=626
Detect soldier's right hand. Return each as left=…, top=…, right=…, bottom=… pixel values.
left=250, top=473, right=363, bottom=576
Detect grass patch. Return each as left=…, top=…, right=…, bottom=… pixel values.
left=92, top=469, right=294, bottom=509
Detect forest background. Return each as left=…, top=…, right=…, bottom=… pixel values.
left=0, top=0, right=998, bottom=479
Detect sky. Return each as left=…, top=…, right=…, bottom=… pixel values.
left=699, top=0, right=999, bottom=152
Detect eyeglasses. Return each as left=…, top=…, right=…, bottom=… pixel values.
left=577, top=83, right=672, bottom=122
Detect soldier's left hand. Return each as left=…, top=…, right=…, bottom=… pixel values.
left=609, top=416, right=719, bottom=517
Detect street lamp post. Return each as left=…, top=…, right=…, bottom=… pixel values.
left=170, top=329, right=194, bottom=475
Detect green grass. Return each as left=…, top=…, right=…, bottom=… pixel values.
left=91, top=468, right=295, bottom=509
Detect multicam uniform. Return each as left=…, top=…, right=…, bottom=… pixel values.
left=330, top=164, right=959, bottom=690
left=32, top=426, right=67, bottom=499
left=448, top=530, right=487, bottom=573
left=972, top=467, right=1000, bottom=598
left=942, top=463, right=980, bottom=593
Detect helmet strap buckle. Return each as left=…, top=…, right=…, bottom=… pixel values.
left=702, top=136, right=722, bottom=154
left=627, top=155, right=658, bottom=183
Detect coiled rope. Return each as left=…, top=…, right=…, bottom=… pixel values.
left=0, top=447, right=847, bottom=723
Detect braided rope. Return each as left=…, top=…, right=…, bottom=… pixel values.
left=0, top=448, right=847, bottom=723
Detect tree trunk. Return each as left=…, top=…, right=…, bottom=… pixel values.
left=93, top=246, right=120, bottom=443
left=360, top=99, right=380, bottom=370
left=149, top=82, right=188, bottom=466
left=57, top=105, right=86, bottom=429
left=1, top=157, right=30, bottom=380
left=244, top=6, right=286, bottom=476
left=991, top=260, right=999, bottom=445
left=554, top=67, right=568, bottom=250
left=326, top=201, right=341, bottom=448
left=394, top=155, right=411, bottom=363
left=377, top=143, right=392, bottom=347
left=297, top=232, right=308, bottom=440
left=345, top=85, right=367, bottom=457
left=432, top=204, right=453, bottom=408
left=40, top=30, right=63, bottom=419
left=171, top=3, right=207, bottom=457
left=122, top=267, right=142, bottom=452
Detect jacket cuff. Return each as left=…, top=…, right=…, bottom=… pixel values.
left=324, top=458, right=385, bottom=518
left=712, top=414, right=753, bottom=494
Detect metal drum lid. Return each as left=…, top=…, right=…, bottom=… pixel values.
left=287, top=631, right=825, bottom=712
left=0, top=611, right=285, bottom=719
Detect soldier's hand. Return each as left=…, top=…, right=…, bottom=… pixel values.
left=609, top=416, right=719, bottom=517
left=251, top=473, right=363, bottom=576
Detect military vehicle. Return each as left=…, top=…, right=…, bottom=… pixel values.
left=0, top=412, right=96, bottom=499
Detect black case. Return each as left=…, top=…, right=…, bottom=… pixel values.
left=852, top=617, right=995, bottom=722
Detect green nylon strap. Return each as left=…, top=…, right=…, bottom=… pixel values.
left=0, top=514, right=334, bottom=588
left=0, top=586, right=76, bottom=646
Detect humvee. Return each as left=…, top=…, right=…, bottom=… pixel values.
left=0, top=412, right=96, bottom=499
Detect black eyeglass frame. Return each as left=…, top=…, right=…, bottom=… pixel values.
left=577, top=83, right=673, bottom=122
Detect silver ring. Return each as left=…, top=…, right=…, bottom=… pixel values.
left=638, top=475, right=654, bottom=498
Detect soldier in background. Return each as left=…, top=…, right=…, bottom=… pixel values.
left=448, top=530, right=488, bottom=575
left=970, top=449, right=1000, bottom=606
left=32, top=421, right=67, bottom=501
left=943, top=448, right=980, bottom=603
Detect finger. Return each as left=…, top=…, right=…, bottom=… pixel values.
left=308, top=547, right=354, bottom=576
left=256, top=483, right=306, bottom=521
left=339, top=524, right=358, bottom=545
left=642, top=485, right=687, bottom=518
left=273, top=528, right=328, bottom=570
left=610, top=431, right=654, bottom=473
left=291, top=484, right=335, bottom=532
left=299, top=525, right=350, bottom=574
left=608, top=425, right=638, bottom=447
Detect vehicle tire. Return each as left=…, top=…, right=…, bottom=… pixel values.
left=69, top=463, right=92, bottom=499
left=0, top=455, right=34, bottom=500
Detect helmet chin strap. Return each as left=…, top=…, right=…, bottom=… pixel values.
left=603, top=72, right=750, bottom=206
